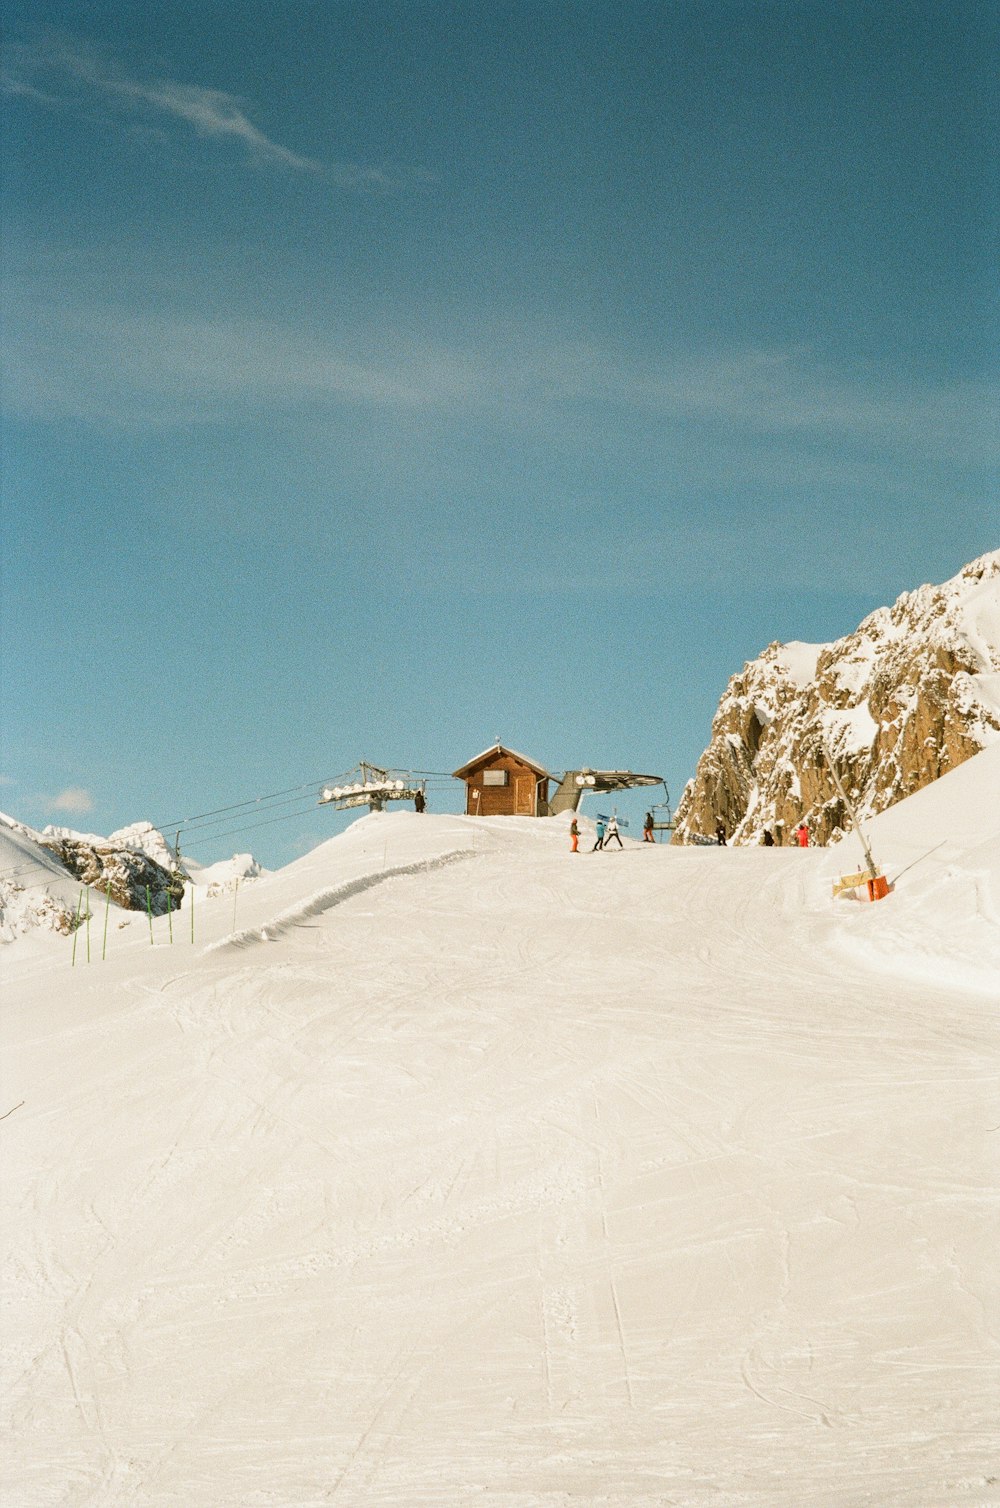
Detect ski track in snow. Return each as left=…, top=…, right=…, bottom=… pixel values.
left=2, top=810, right=998, bottom=1507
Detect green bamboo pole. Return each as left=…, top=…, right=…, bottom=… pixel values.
left=146, top=885, right=153, bottom=944
left=71, top=887, right=84, bottom=967
left=102, top=883, right=111, bottom=961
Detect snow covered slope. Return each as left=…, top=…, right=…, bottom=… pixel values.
left=0, top=814, right=88, bottom=942
left=820, top=742, right=1000, bottom=995
left=2, top=791, right=998, bottom=1507
left=674, top=550, right=1000, bottom=846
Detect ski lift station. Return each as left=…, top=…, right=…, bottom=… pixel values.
left=320, top=747, right=668, bottom=823
left=452, top=742, right=666, bottom=819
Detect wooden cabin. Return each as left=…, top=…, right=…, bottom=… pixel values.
left=452, top=743, right=550, bottom=817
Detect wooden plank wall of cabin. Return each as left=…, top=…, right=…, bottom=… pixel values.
left=468, top=775, right=516, bottom=815
left=465, top=754, right=539, bottom=816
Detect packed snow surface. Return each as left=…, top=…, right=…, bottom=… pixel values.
left=3, top=754, right=999, bottom=1507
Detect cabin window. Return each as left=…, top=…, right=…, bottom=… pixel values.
left=482, top=770, right=508, bottom=786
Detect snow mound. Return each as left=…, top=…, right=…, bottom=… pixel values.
left=822, top=742, right=1000, bottom=994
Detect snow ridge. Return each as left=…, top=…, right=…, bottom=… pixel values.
left=203, top=848, right=476, bottom=952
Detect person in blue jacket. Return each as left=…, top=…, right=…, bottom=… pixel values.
left=592, top=818, right=606, bottom=851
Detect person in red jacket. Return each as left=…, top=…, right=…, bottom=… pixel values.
left=796, top=822, right=809, bottom=847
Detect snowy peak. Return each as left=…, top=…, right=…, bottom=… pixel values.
left=673, top=551, right=1000, bottom=845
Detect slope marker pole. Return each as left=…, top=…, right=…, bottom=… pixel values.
left=232, top=877, right=239, bottom=933
left=102, top=883, right=111, bottom=961
left=71, top=888, right=84, bottom=967
left=146, top=885, right=154, bottom=944
left=85, top=889, right=92, bottom=963
left=821, top=736, right=878, bottom=878
left=167, top=888, right=173, bottom=944
left=821, top=735, right=889, bottom=900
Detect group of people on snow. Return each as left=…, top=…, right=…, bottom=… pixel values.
left=569, top=811, right=812, bottom=852
left=569, top=814, right=626, bottom=852
left=717, top=820, right=810, bottom=847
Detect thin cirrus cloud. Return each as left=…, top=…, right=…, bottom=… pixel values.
left=4, top=33, right=420, bottom=188
left=3, top=281, right=994, bottom=474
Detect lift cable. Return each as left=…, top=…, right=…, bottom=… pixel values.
left=147, top=775, right=351, bottom=835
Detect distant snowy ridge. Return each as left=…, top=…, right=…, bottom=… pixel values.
left=184, top=852, right=266, bottom=895
left=40, top=818, right=178, bottom=871
left=674, top=551, right=1000, bottom=845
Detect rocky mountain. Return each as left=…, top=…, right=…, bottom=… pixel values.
left=0, top=814, right=185, bottom=930
left=1, top=815, right=266, bottom=943
left=43, top=833, right=185, bottom=916
left=672, top=551, right=1000, bottom=847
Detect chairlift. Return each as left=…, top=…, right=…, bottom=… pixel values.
left=319, top=761, right=424, bottom=813
left=647, top=781, right=674, bottom=840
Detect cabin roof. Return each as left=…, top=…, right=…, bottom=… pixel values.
left=452, top=742, right=550, bottom=780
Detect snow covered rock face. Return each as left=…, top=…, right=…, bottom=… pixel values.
left=0, top=883, right=79, bottom=940
left=673, top=552, right=1000, bottom=846
left=44, top=837, right=184, bottom=915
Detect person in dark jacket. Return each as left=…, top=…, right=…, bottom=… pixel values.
left=414, top=789, right=426, bottom=813
left=715, top=821, right=727, bottom=846
left=643, top=811, right=655, bottom=843
left=762, top=829, right=775, bottom=847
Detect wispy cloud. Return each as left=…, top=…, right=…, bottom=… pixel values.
left=44, top=787, right=95, bottom=816
left=4, top=262, right=996, bottom=476
left=3, top=33, right=421, bottom=185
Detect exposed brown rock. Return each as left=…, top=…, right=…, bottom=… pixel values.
left=673, top=552, right=1000, bottom=846
left=44, top=838, right=185, bottom=915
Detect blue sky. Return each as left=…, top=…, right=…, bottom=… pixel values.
left=2, top=0, right=996, bottom=865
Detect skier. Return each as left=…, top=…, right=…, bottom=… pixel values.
left=414, top=788, right=426, bottom=813
left=605, top=815, right=623, bottom=849
left=762, top=828, right=775, bottom=847
left=592, top=818, right=606, bottom=851
left=796, top=822, right=809, bottom=848
left=643, top=811, right=655, bottom=843
left=570, top=817, right=580, bottom=853
left=715, top=821, right=727, bottom=846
